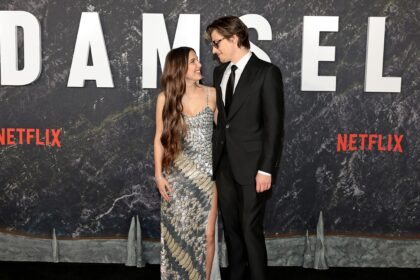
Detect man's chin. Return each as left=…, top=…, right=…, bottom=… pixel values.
left=218, top=56, right=227, bottom=63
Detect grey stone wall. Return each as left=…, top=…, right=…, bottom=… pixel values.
left=0, top=0, right=419, bottom=266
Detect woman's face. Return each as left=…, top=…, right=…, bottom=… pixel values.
left=185, top=50, right=202, bottom=82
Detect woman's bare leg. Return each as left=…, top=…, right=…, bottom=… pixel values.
left=205, top=188, right=218, bottom=280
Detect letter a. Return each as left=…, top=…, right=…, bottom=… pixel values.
left=68, top=12, right=114, bottom=87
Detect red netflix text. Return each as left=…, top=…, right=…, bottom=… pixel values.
left=337, top=134, right=403, bottom=153
left=0, top=128, right=62, bottom=148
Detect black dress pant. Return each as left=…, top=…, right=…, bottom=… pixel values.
left=216, top=153, right=268, bottom=280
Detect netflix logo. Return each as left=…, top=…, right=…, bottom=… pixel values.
left=0, top=128, right=62, bottom=148
left=337, top=134, right=403, bottom=153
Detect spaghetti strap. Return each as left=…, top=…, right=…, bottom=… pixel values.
left=206, top=87, right=209, bottom=106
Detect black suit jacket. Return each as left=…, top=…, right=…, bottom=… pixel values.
left=212, top=53, right=284, bottom=185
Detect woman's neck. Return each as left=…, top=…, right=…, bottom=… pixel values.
left=185, top=81, right=200, bottom=95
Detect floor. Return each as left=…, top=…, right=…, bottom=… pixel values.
left=0, top=262, right=419, bottom=280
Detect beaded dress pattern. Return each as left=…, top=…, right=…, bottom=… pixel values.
left=161, top=88, right=220, bottom=280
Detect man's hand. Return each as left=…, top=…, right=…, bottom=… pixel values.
left=256, top=173, right=271, bottom=193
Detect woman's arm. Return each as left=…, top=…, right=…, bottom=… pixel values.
left=154, top=92, right=172, bottom=201
left=208, top=87, right=218, bottom=125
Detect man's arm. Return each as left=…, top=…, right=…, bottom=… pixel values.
left=259, top=64, right=284, bottom=174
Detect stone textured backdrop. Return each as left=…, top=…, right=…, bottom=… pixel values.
left=0, top=0, right=418, bottom=252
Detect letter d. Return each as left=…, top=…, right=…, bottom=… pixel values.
left=0, top=11, right=41, bottom=85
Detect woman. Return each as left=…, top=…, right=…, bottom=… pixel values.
left=154, top=47, right=220, bottom=280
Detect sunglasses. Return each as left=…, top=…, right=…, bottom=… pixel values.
left=211, top=38, right=226, bottom=49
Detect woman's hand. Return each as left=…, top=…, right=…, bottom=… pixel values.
left=155, top=176, right=172, bottom=202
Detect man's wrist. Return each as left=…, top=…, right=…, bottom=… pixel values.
left=257, top=170, right=271, bottom=176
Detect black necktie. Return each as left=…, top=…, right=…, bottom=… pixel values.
left=225, top=65, right=237, bottom=115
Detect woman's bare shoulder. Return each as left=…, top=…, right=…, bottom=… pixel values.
left=206, top=86, right=216, bottom=93
left=157, top=91, right=166, bottom=102
left=202, top=86, right=216, bottom=97
left=202, top=86, right=217, bottom=111
left=155, top=92, right=166, bottom=111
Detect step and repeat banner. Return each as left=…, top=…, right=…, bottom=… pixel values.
left=0, top=0, right=419, bottom=267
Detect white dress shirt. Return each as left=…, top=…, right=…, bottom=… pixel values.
left=219, top=51, right=271, bottom=177
left=220, top=51, right=252, bottom=104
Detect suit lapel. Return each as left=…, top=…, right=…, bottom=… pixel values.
left=227, top=53, right=258, bottom=121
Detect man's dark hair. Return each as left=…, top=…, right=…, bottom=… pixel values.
left=206, top=16, right=250, bottom=49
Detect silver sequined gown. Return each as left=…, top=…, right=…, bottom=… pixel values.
left=161, top=92, right=220, bottom=280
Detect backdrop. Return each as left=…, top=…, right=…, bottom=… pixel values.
left=0, top=0, right=419, bottom=268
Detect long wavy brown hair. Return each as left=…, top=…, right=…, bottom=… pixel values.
left=160, top=47, right=195, bottom=171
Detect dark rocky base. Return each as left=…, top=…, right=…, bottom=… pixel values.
left=1, top=262, right=420, bottom=280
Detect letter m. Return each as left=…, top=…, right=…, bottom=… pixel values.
left=142, top=14, right=200, bottom=89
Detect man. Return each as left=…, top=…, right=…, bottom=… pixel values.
left=206, top=16, right=284, bottom=280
